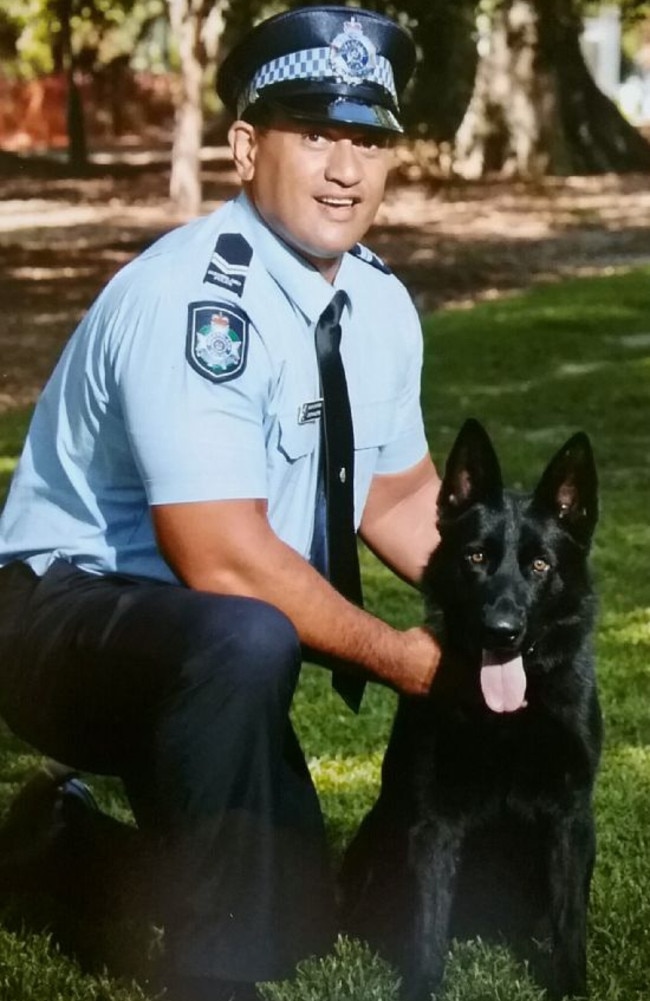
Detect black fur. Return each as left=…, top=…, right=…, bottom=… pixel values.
left=340, top=419, right=602, bottom=1000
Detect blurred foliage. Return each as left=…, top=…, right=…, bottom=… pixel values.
left=2, top=0, right=650, bottom=176
left=618, top=0, right=650, bottom=23
left=3, top=0, right=647, bottom=117
left=0, top=0, right=167, bottom=78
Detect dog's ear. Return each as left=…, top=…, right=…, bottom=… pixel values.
left=438, top=418, right=504, bottom=518
left=532, top=432, right=598, bottom=545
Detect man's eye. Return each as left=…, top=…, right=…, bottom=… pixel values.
left=304, top=132, right=329, bottom=145
left=355, top=137, right=379, bottom=150
left=532, top=557, right=550, bottom=574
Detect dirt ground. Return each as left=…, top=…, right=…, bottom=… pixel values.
left=2, top=148, right=650, bottom=411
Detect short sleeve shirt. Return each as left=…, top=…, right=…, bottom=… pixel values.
left=0, top=193, right=428, bottom=583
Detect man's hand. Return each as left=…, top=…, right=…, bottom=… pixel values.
left=394, top=626, right=441, bottom=696
left=361, top=623, right=440, bottom=697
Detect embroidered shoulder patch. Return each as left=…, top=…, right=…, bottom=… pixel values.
left=204, top=233, right=253, bottom=297
left=350, top=243, right=392, bottom=275
left=186, top=301, right=249, bottom=384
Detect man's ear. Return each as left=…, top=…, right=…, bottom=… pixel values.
left=228, top=120, right=258, bottom=182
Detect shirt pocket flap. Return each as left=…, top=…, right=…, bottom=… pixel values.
left=353, top=400, right=395, bottom=451
left=278, top=414, right=319, bottom=461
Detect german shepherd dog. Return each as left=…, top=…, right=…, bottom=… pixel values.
left=340, top=419, right=602, bottom=1001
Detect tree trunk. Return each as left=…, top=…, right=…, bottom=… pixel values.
left=397, top=0, right=478, bottom=141
left=454, top=0, right=650, bottom=178
left=66, top=67, right=88, bottom=170
left=541, top=0, right=650, bottom=172
left=58, top=0, right=88, bottom=172
left=168, top=0, right=215, bottom=215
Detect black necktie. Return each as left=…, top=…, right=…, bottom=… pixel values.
left=312, top=290, right=366, bottom=712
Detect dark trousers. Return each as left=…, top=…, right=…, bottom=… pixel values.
left=0, top=559, right=336, bottom=983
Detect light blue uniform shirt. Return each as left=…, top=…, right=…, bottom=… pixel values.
left=0, top=192, right=428, bottom=583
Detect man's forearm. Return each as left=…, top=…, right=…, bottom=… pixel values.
left=190, top=534, right=437, bottom=694
left=153, top=499, right=439, bottom=696
left=360, top=455, right=441, bottom=587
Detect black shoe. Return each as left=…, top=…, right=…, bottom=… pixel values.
left=57, top=774, right=99, bottom=812
left=0, top=764, right=97, bottom=887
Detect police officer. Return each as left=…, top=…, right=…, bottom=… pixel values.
left=0, top=6, right=442, bottom=1000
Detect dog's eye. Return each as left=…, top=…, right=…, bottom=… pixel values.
left=532, top=557, right=550, bottom=574
left=467, top=550, right=486, bottom=565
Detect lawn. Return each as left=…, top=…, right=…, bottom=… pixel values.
left=1, top=267, right=649, bottom=999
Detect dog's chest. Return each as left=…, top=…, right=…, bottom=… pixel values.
left=394, top=701, right=585, bottom=823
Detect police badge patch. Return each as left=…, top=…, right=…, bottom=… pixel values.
left=329, top=16, right=377, bottom=86
left=186, top=301, right=249, bottom=383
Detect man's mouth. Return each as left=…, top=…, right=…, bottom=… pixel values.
left=316, top=196, right=359, bottom=208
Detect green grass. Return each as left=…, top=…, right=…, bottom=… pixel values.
left=1, top=267, right=650, bottom=999
left=0, top=410, right=30, bottom=506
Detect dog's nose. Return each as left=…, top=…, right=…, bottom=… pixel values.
left=484, top=622, right=521, bottom=648
left=482, top=612, right=525, bottom=651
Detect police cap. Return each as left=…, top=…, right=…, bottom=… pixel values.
left=216, top=5, right=416, bottom=135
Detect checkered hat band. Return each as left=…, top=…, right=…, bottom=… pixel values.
left=237, top=46, right=397, bottom=116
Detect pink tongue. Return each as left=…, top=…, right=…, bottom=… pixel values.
left=480, top=651, right=527, bottom=713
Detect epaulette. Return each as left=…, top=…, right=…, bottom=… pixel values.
left=204, top=233, right=253, bottom=297
left=349, top=243, right=392, bottom=275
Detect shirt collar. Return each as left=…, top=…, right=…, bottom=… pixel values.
left=235, top=191, right=351, bottom=324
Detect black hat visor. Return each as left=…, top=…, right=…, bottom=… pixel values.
left=245, top=81, right=403, bottom=135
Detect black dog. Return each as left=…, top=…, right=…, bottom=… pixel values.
left=341, top=419, right=602, bottom=1001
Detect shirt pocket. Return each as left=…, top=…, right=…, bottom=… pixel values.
left=352, top=398, right=397, bottom=527
left=277, top=412, right=320, bottom=462
left=353, top=399, right=396, bottom=452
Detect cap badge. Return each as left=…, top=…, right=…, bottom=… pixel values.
left=329, top=17, right=377, bottom=86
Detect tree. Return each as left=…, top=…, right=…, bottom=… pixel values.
left=453, top=0, right=650, bottom=178
left=166, top=0, right=270, bottom=213
left=0, top=0, right=88, bottom=167
left=0, top=0, right=165, bottom=166
left=56, top=0, right=88, bottom=171
left=392, top=0, right=478, bottom=142
left=167, top=0, right=220, bottom=215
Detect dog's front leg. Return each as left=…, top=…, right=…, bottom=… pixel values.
left=543, top=805, right=595, bottom=999
left=402, top=818, right=461, bottom=1001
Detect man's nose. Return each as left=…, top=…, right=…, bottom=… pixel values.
left=325, top=140, right=363, bottom=185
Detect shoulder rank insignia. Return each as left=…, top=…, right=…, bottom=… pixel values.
left=350, top=243, right=392, bottom=275
left=204, top=233, right=253, bottom=297
left=186, top=300, right=249, bottom=383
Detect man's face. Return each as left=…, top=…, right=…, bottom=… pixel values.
left=230, top=120, right=393, bottom=278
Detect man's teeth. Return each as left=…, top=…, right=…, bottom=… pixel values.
left=319, top=197, right=354, bottom=206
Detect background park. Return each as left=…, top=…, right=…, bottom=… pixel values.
left=1, top=0, right=650, bottom=999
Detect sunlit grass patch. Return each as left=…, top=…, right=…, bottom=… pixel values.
left=309, top=752, right=384, bottom=797
left=600, top=607, right=650, bottom=647
left=309, top=752, right=384, bottom=857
